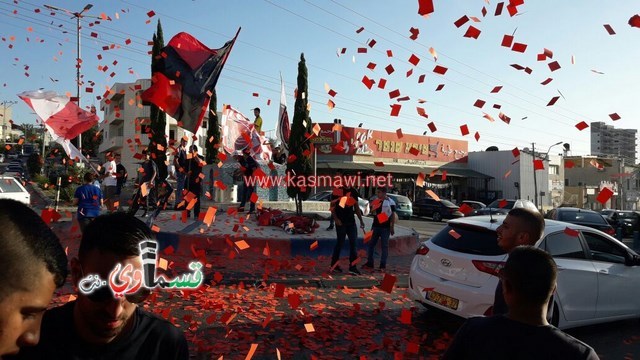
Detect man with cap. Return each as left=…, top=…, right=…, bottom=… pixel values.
left=253, top=108, right=263, bottom=134
left=272, top=145, right=286, bottom=165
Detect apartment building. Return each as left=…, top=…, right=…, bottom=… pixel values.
left=98, top=79, right=208, bottom=176
left=591, top=121, right=637, bottom=165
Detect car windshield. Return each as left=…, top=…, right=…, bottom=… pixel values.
left=486, top=200, right=516, bottom=209
left=389, top=195, right=409, bottom=204
left=309, top=191, right=330, bottom=200
left=431, top=224, right=505, bottom=256
left=0, top=178, right=23, bottom=193
left=558, top=211, right=607, bottom=224
left=440, top=200, right=456, bottom=207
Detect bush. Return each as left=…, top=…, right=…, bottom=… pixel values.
left=27, top=153, right=43, bottom=178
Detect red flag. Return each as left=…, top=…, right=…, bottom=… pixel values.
left=142, top=30, right=240, bottom=133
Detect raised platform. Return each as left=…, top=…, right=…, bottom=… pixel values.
left=150, top=209, right=420, bottom=260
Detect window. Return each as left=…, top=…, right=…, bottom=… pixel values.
left=582, top=232, right=627, bottom=264
left=544, top=232, right=586, bottom=259
left=431, top=224, right=504, bottom=256
left=0, top=178, right=24, bottom=193
left=558, top=210, right=607, bottom=224
left=549, top=165, right=559, bottom=175
left=169, top=129, right=176, bottom=141
left=565, top=179, right=569, bottom=186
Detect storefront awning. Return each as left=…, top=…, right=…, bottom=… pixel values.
left=317, top=162, right=493, bottom=179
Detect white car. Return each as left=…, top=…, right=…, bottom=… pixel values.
left=308, top=190, right=370, bottom=216
left=0, top=176, right=31, bottom=205
left=408, top=215, right=640, bottom=330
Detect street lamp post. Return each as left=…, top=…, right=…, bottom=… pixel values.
left=533, top=141, right=563, bottom=211
left=43, top=4, right=100, bottom=152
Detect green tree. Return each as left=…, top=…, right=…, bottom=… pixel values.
left=81, top=125, right=103, bottom=159
left=286, top=53, right=313, bottom=215
left=149, top=19, right=168, bottom=180
left=205, top=90, right=220, bottom=164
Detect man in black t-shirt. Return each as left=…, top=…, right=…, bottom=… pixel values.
left=493, top=208, right=545, bottom=315
left=238, top=149, right=258, bottom=213
left=442, top=246, right=599, bottom=360
left=12, top=213, right=189, bottom=360
left=329, top=173, right=365, bottom=275
left=186, top=145, right=204, bottom=219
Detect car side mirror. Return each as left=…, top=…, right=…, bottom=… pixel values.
left=625, top=253, right=640, bottom=266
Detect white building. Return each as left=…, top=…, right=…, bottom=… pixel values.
left=0, top=104, right=13, bottom=142
left=591, top=121, right=637, bottom=165
left=466, top=149, right=551, bottom=210
left=99, top=79, right=208, bottom=175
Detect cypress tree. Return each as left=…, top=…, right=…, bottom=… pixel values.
left=205, top=90, right=220, bottom=164
left=286, top=53, right=313, bottom=215
left=149, top=20, right=168, bottom=180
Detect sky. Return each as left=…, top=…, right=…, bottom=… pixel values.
left=0, top=0, right=639, bottom=161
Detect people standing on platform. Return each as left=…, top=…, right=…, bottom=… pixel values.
left=173, top=138, right=188, bottom=209
left=253, top=107, right=263, bottom=134
left=329, top=172, right=366, bottom=276
left=186, top=145, right=204, bottom=220
left=237, top=148, right=258, bottom=214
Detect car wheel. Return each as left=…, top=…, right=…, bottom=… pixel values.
left=433, top=212, right=442, bottom=222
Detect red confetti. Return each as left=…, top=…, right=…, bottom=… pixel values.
left=390, top=104, right=401, bottom=117
left=541, top=78, right=553, bottom=86
left=629, top=14, right=640, bottom=28
left=385, top=64, right=395, bottom=75
left=454, top=15, right=469, bottom=28
left=534, top=159, right=545, bottom=171
left=474, top=132, right=480, bottom=141
left=575, top=121, right=589, bottom=131
left=512, top=147, right=520, bottom=158
left=433, top=65, right=448, bottom=75
left=418, top=0, right=434, bottom=16
left=408, top=54, right=420, bottom=66
left=609, top=113, right=621, bottom=121
left=511, top=42, right=527, bottom=53
left=596, top=187, right=614, bottom=204
left=501, top=34, right=514, bottom=47
left=460, top=125, right=470, bottom=136
left=547, top=96, right=560, bottom=106
left=548, top=61, right=561, bottom=72
left=409, top=27, right=419, bottom=40
left=427, top=122, right=437, bottom=132
left=603, top=24, right=616, bottom=35
left=361, top=75, right=374, bottom=89
left=564, top=227, right=580, bottom=237
left=473, top=99, right=486, bottom=108
left=491, top=86, right=503, bottom=93
left=356, top=26, right=365, bottom=33
left=380, top=273, right=397, bottom=293
left=463, top=26, right=481, bottom=39
left=147, top=10, right=155, bottom=17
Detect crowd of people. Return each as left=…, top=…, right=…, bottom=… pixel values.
left=1, top=110, right=600, bottom=358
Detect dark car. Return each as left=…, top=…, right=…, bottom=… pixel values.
left=413, top=197, right=463, bottom=222
left=600, top=210, right=640, bottom=237
left=471, top=199, right=538, bottom=216
left=546, top=207, right=616, bottom=236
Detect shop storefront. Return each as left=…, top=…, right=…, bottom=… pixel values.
left=313, top=122, right=492, bottom=203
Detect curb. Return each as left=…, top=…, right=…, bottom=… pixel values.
left=155, top=231, right=420, bottom=260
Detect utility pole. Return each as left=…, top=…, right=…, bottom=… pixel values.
left=43, top=4, right=100, bottom=152
left=620, top=152, right=625, bottom=210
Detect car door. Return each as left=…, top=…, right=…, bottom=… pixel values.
left=542, top=231, right=598, bottom=322
left=581, top=231, right=640, bottom=318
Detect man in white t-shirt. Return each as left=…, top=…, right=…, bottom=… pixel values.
left=363, top=186, right=396, bottom=271
left=101, top=152, right=118, bottom=211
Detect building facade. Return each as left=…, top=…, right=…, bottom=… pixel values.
left=591, top=121, right=637, bottom=165
left=563, top=155, right=640, bottom=210
left=313, top=122, right=491, bottom=202
left=466, top=150, right=551, bottom=210
left=0, top=104, right=13, bottom=142
left=99, top=79, right=207, bottom=177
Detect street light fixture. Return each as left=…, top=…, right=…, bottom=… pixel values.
left=532, top=141, right=563, bottom=210
left=43, top=4, right=101, bottom=152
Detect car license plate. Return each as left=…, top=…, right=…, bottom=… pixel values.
left=427, top=291, right=459, bottom=310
